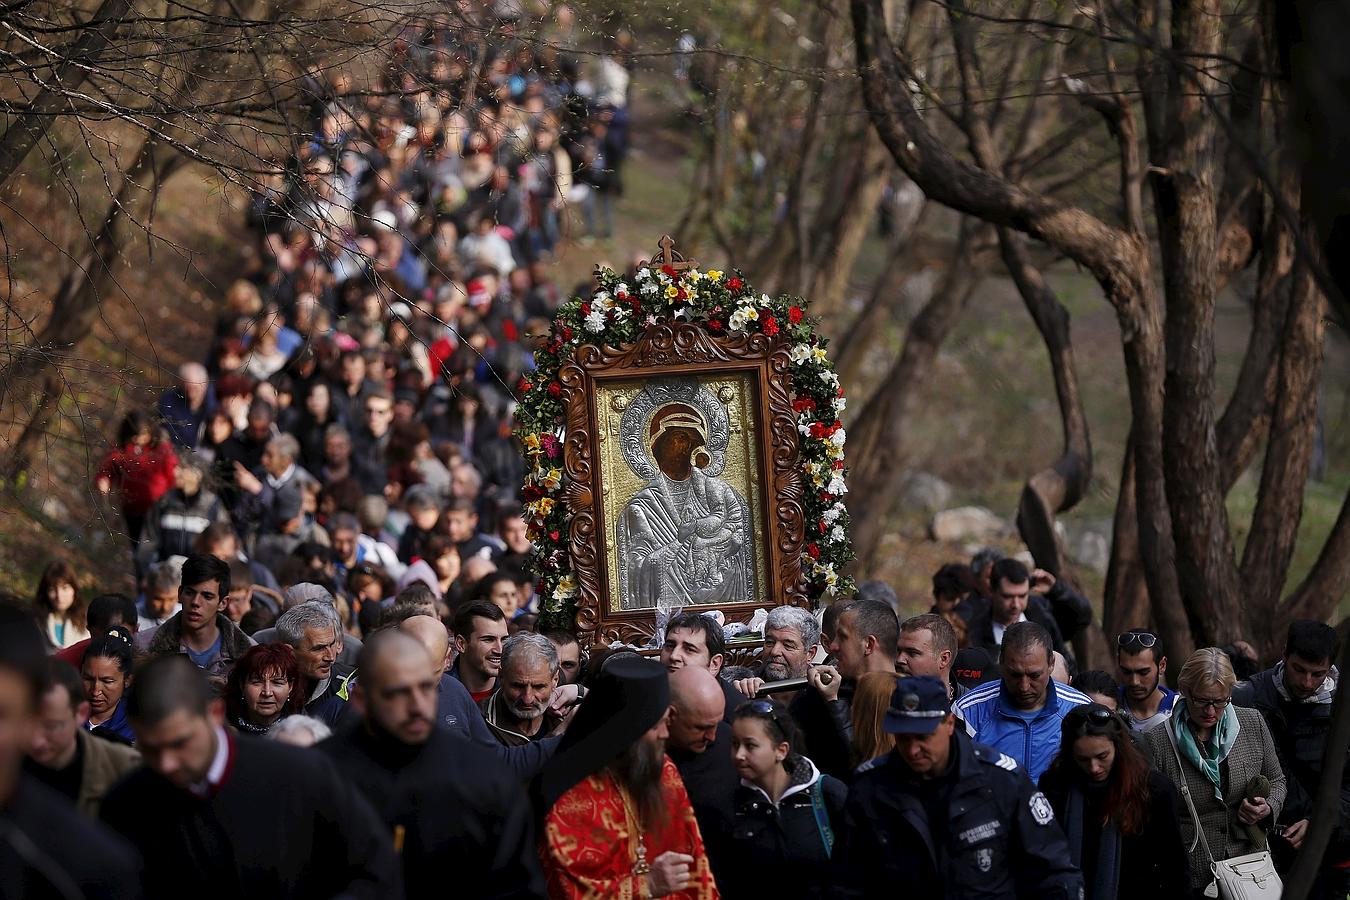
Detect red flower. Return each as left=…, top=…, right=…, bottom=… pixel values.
left=818, top=520, right=827, bottom=534
left=548, top=381, right=562, bottom=398
left=806, top=543, right=821, bottom=560
left=535, top=578, right=546, bottom=595
left=548, top=530, right=560, bottom=542
left=762, top=316, right=779, bottom=337
left=788, top=306, right=803, bottom=324
left=580, top=302, right=591, bottom=317
left=708, top=319, right=724, bottom=331
left=819, top=490, right=832, bottom=502
left=616, top=291, right=629, bottom=302
left=793, top=397, right=816, bottom=414
left=662, top=264, right=678, bottom=278
left=832, top=459, right=845, bottom=471
left=522, top=484, right=544, bottom=501
left=561, top=325, right=574, bottom=342
left=727, top=277, right=743, bottom=291
left=519, top=377, right=532, bottom=393
left=676, top=288, right=688, bottom=302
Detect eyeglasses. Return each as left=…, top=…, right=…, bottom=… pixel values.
left=1117, top=631, right=1159, bottom=650
left=1189, top=696, right=1230, bottom=711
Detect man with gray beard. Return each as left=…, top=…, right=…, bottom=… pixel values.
left=479, top=633, right=565, bottom=746
left=733, top=605, right=821, bottom=701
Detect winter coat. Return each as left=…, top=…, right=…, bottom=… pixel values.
left=96, top=441, right=178, bottom=515
left=136, top=486, right=230, bottom=571
left=138, top=612, right=256, bottom=681
left=720, top=758, right=846, bottom=899
left=1142, top=706, right=1288, bottom=890
left=75, top=730, right=142, bottom=817
left=1040, top=763, right=1191, bottom=898
left=836, top=731, right=1082, bottom=900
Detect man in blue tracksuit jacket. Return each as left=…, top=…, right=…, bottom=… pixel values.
left=952, top=621, right=1091, bottom=783
left=837, top=675, right=1082, bottom=899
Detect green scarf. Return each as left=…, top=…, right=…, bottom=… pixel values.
left=1174, top=698, right=1240, bottom=801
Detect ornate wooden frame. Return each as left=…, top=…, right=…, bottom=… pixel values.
left=558, top=323, right=809, bottom=648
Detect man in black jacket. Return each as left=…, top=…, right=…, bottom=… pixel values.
left=966, top=559, right=1071, bottom=661
left=320, top=628, right=545, bottom=899
left=1233, top=619, right=1350, bottom=899
left=100, top=655, right=398, bottom=899
left=837, top=675, right=1082, bottom=899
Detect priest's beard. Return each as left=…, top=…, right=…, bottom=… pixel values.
left=608, top=737, right=669, bottom=833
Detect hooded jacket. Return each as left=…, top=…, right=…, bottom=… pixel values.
left=720, top=757, right=846, bottom=899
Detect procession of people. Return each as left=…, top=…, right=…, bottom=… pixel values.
left=1, top=3, right=1347, bottom=898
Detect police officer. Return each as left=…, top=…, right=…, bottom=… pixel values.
left=835, top=675, right=1082, bottom=899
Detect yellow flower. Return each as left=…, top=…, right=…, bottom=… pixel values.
left=553, top=574, right=578, bottom=600
left=522, top=433, right=542, bottom=454
left=706, top=270, right=723, bottom=281
left=539, top=467, right=562, bottom=490
left=664, top=285, right=679, bottom=299
left=743, top=307, right=759, bottom=321
left=811, top=346, right=828, bottom=363
left=537, top=497, right=555, bottom=516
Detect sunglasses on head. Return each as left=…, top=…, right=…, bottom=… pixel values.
left=1066, top=703, right=1124, bottom=732
left=742, top=698, right=789, bottom=731
left=1117, top=631, right=1159, bottom=650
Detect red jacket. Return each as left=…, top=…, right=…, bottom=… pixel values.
left=96, top=442, right=178, bottom=515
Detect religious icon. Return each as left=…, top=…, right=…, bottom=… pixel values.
left=613, top=378, right=756, bottom=610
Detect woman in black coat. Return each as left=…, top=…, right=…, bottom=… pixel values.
left=1040, top=703, right=1191, bottom=900
left=723, top=699, right=847, bottom=899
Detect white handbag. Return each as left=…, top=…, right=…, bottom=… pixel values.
left=1165, top=720, right=1283, bottom=900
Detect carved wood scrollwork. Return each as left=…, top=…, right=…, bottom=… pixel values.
left=561, top=321, right=809, bottom=649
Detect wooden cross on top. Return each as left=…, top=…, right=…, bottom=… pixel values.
left=641, top=234, right=698, bottom=273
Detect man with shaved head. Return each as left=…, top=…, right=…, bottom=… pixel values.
left=320, top=628, right=545, bottom=898
left=667, top=666, right=739, bottom=887
left=398, top=615, right=561, bottom=780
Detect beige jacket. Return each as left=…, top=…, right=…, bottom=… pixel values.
left=1144, top=705, right=1287, bottom=889
left=78, top=729, right=142, bottom=817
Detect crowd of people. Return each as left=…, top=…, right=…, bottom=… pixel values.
left=2, top=3, right=1347, bottom=899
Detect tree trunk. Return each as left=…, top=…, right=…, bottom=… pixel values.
left=0, top=0, right=134, bottom=188
left=847, top=222, right=985, bottom=567
left=0, top=137, right=186, bottom=476
left=805, top=130, right=892, bottom=317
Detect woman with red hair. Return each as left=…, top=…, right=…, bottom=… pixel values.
left=1040, top=703, right=1191, bottom=898
left=224, top=643, right=307, bottom=735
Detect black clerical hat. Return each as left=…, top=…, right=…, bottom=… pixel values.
left=535, top=656, right=670, bottom=811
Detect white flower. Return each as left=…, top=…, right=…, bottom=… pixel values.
left=827, top=474, right=848, bottom=495
left=829, top=427, right=846, bottom=449
left=657, top=270, right=671, bottom=284
left=790, top=344, right=813, bottom=365
left=616, top=282, right=629, bottom=295
left=833, top=396, right=847, bottom=415
left=637, top=268, right=651, bottom=281
left=584, top=309, right=607, bottom=333
left=729, top=309, right=749, bottom=332
left=822, top=505, right=842, bottom=525
left=592, top=291, right=612, bottom=311
left=553, top=575, right=578, bottom=600
left=829, top=524, right=846, bottom=544
left=797, top=414, right=813, bottom=437
left=820, top=370, right=839, bottom=388
left=612, top=305, right=631, bottom=321
left=811, top=347, right=828, bottom=363
left=641, top=281, right=659, bottom=296
left=644, top=314, right=659, bottom=326
left=674, top=306, right=692, bottom=321
left=759, top=293, right=772, bottom=308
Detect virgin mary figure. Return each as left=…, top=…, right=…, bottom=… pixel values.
left=616, top=402, right=754, bottom=609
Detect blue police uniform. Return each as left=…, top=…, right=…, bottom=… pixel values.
left=835, top=676, right=1082, bottom=900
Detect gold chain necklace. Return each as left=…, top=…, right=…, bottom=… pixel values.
left=612, top=775, right=651, bottom=878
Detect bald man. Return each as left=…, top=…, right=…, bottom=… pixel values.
left=667, top=667, right=739, bottom=886
left=320, top=630, right=545, bottom=898
left=397, top=615, right=559, bottom=780
left=159, top=361, right=216, bottom=449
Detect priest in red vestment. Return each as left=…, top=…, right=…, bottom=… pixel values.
left=536, top=656, right=719, bottom=899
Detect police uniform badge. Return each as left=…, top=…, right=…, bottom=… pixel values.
left=1029, top=792, right=1055, bottom=826
left=975, top=848, right=993, bottom=873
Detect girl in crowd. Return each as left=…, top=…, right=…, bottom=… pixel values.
left=1142, top=648, right=1287, bottom=896
left=473, top=570, right=520, bottom=621
left=82, top=626, right=136, bottom=744
left=34, top=559, right=89, bottom=650
left=95, top=409, right=178, bottom=544
left=1041, top=703, right=1191, bottom=898
left=224, top=644, right=306, bottom=735
left=725, top=699, right=846, bottom=899
left=850, top=671, right=902, bottom=770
